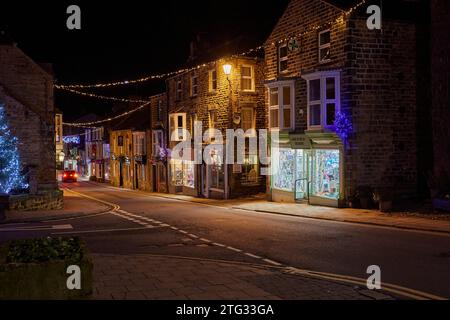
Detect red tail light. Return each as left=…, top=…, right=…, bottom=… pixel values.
left=74, top=173, right=78, bottom=178
left=63, top=174, right=67, bottom=178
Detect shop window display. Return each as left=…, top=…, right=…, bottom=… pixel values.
left=183, top=161, right=195, bottom=188
left=312, top=149, right=339, bottom=200
left=170, top=159, right=183, bottom=186
left=272, top=148, right=295, bottom=191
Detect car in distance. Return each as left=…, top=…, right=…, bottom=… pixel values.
left=62, top=170, right=78, bottom=182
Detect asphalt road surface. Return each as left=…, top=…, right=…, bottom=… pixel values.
left=1, top=181, right=449, bottom=298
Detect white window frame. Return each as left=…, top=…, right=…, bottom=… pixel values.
left=175, top=79, right=183, bottom=100
left=152, top=130, right=163, bottom=156
left=266, top=80, right=295, bottom=131
left=209, top=69, right=217, bottom=92
left=303, top=70, right=341, bottom=130
left=133, top=132, right=145, bottom=155
left=318, top=29, right=331, bottom=64
left=169, top=113, right=187, bottom=141
left=241, top=64, right=255, bottom=92
left=278, top=44, right=289, bottom=74
left=190, top=74, right=198, bottom=97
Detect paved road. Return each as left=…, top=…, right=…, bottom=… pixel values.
left=1, top=181, right=449, bottom=298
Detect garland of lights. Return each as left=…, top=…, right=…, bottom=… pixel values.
left=0, top=105, right=29, bottom=194
left=58, top=87, right=150, bottom=103
left=63, top=101, right=151, bottom=127
left=55, top=0, right=366, bottom=91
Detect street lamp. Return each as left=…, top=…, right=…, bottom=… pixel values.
left=223, top=63, right=232, bottom=77
left=59, top=151, right=65, bottom=163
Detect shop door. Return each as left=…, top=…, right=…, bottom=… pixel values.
left=294, top=150, right=310, bottom=201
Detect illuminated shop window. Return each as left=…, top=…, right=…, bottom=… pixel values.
left=311, top=149, right=340, bottom=200
left=272, top=148, right=295, bottom=191
left=183, top=161, right=195, bottom=188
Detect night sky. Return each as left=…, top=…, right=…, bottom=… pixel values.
left=0, top=0, right=290, bottom=120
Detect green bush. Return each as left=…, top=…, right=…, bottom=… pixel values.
left=5, top=237, right=84, bottom=264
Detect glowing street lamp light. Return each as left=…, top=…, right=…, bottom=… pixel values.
left=223, top=63, right=232, bottom=76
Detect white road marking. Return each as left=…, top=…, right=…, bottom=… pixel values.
left=226, top=246, right=242, bottom=253
left=244, top=252, right=262, bottom=259
left=199, top=238, right=211, bottom=243
left=263, top=258, right=282, bottom=266
left=52, top=226, right=154, bottom=235
left=212, top=242, right=226, bottom=247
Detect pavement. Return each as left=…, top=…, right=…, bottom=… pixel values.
left=120, top=188, right=450, bottom=235
left=3, top=188, right=112, bottom=223
left=92, top=253, right=395, bottom=300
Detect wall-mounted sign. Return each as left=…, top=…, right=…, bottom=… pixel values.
left=63, top=135, right=80, bottom=144
left=289, top=134, right=311, bottom=149
left=288, top=38, right=299, bottom=52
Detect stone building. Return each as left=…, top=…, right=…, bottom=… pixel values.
left=148, top=93, right=168, bottom=193
left=166, top=57, right=266, bottom=199
left=85, top=126, right=110, bottom=182
left=0, top=42, right=61, bottom=210
left=430, top=0, right=450, bottom=195
left=110, top=105, right=150, bottom=191
left=264, top=0, right=419, bottom=207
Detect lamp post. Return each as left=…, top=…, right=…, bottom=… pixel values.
left=222, top=63, right=233, bottom=200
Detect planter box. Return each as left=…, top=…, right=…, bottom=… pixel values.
left=0, top=240, right=93, bottom=299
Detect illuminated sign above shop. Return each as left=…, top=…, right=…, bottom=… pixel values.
left=63, top=136, right=81, bottom=144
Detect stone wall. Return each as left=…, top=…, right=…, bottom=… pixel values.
left=0, top=44, right=56, bottom=192
left=344, top=18, right=417, bottom=200
left=8, top=190, right=63, bottom=211
left=430, top=0, right=450, bottom=188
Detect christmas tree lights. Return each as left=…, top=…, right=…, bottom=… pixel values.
left=0, top=104, right=29, bottom=194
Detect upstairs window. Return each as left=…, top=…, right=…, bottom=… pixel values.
left=209, top=69, right=217, bottom=92
left=190, top=74, right=199, bottom=97
left=303, top=71, right=340, bottom=129
left=241, top=65, right=255, bottom=92
left=175, top=79, right=182, bottom=100
left=318, top=30, right=331, bottom=63
left=209, top=109, right=218, bottom=130
left=133, top=134, right=145, bottom=155
left=268, top=82, right=295, bottom=130
left=152, top=130, right=163, bottom=156
left=169, top=113, right=187, bottom=141
left=241, top=106, right=255, bottom=133
left=278, top=44, right=288, bottom=74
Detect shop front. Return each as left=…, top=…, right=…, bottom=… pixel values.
left=168, top=158, right=197, bottom=196
left=270, top=133, right=343, bottom=207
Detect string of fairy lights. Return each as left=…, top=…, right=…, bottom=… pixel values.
left=63, top=101, right=151, bottom=127
left=60, top=0, right=367, bottom=127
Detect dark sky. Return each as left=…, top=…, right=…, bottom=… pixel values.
left=0, top=0, right=290, bottom=120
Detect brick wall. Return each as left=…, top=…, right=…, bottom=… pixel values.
left=431, top=0, right=450, bottom=186
left=0, top=45, right=56, bottom=192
